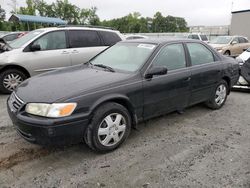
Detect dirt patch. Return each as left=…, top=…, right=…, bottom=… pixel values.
left=0, top=148, right=51, bottom=169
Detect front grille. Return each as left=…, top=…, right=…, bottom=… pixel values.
left=8, top=92, right=25, bottom=113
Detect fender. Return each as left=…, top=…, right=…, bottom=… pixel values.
left=89, top=93, right=138, bottom=128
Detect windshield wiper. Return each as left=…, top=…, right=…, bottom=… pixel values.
left=93, top=64, right=115, bottom=72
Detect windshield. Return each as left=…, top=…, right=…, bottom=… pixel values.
left=210, top=36, right=232, bottom=44
left=9, top=30, right=45, bottom=49
left=90, top=43, right=156, bottom=72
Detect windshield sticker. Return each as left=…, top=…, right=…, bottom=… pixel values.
left=137, top=44, right=156, bottom=50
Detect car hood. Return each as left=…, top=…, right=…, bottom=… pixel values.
left=209, top=43, right=227, bottom=49
left=15, top=65, right=133, bottom=103
left=238, top=50, right=250, bottom=62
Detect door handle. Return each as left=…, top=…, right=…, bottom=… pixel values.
left=61, top=51, right=69, bottom=54
left=72, top=50, right=79, bottom=54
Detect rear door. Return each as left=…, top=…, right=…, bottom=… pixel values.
left=68, top=30, right=107, bottom=66
left=186, top=42, right=222, bottom=105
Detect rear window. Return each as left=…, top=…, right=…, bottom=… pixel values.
left=188, top=34, right=199, bottom=40
left=99, top=31, right=121, bottom=46
left=69, top=30, right=101, bottom=48
left=200, top=35, right=208, bottom=41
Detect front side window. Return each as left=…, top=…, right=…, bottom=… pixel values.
left=69, top=30, right=101, bottom=48
left=153, top=43, right=186, bottom=71
left=91, top=43, right=156, bottom=72
left=210, top=36, right=232, bottom=44
left=231, top=37, right=239, bottom=44
left=187, top=43, right=214, bottom=66
left=33, top=31, right=66, bottom=51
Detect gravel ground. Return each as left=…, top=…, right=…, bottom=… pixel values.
left=0, top=91, right=249, bottom=188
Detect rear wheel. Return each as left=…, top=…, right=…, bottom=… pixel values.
left=0, top=69, right=27, bottom=94
left=224, top=50, right=230, bottom=56
left=206, top=80, right=228, bottom=109
left=84, top=102, right=131, bottom=152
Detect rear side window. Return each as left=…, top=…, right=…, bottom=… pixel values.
left=200, top=35, right=208, bottom=41
left=69, top=30, right=101, bottom=48
left=239, top=37, right=248, bottom=43
left=153, top=43, right=186, bottom=71
left=99, top=31, right=121, bottom=46
left=187, top=43, right=214, bottom=66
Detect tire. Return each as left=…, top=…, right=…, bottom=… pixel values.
left=205, top=80, right=228, bottom=109
left=0, top=69, right=27, bottom=94
left=224, top=50, right=230, bottom=56
left=84, top=102, right=131, bottom=152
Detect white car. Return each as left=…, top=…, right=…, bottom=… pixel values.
left=0, top=26, right=124, bottom=93
left=233, top=48, right=250, bottom=90
left=187, top=33, right=209, bottom=43
left=125, top=34, right=148, bottom=40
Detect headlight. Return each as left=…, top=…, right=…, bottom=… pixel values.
left=25, top=103, right=77, bottom=118
left=217, top=49, right=223, bottom=53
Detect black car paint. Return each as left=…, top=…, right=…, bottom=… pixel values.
left=7, top=39, right=240, bottom=145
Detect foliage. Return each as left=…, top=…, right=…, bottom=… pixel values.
left=0, top=0, right=188, bottom=33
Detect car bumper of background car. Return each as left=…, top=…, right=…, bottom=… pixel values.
left=7, top=105, right=89, bottom=146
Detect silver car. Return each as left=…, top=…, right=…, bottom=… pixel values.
left=0, top=26, right=124, bottom=93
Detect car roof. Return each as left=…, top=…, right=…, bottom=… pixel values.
left=38, top=26, right=120, bottom=33
left=120, top=38, right=204, bottom=45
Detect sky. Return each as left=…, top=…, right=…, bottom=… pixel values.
left=1, top=0, right=250, bottom=26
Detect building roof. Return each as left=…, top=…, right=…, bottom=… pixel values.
left=9, top=14, right=67, bottom=25
left=231, top=9, right=250, bottom=14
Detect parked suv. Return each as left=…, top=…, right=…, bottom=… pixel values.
left=0, top=26, right=124, bottom=93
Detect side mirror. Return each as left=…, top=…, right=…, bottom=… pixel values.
left=231, top=41, right=237, bottom=45
left=30, top=44, right=41, bottom=51
left=145, top=66, right=168, bottom=79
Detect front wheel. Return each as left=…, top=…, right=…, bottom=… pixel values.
left=0, top=69, right=27, bottom=94
left=206, top=80, right=228, bottom=109
left=84, top=102, right=131, bottom=152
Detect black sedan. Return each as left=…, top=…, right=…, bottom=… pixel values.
left=7, top=39, right=239, bottom=152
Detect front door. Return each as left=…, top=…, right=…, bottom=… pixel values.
left=22, top=30, right=71, bottom=76
left=143, top=43, right=191, bottom=119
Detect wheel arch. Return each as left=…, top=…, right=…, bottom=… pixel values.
left=224, top=50, right=231, bottom=55
left=222, top=76, right=231, bottom=94
left=89, top=94, right=138, bottom=128
left=0, top=64, right=31, bottom=78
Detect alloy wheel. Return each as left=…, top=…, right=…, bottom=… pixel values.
left=3, top=73, right=23, bottom=91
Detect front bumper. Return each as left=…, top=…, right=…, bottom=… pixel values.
left=7, top=104, right=89, bottom=146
